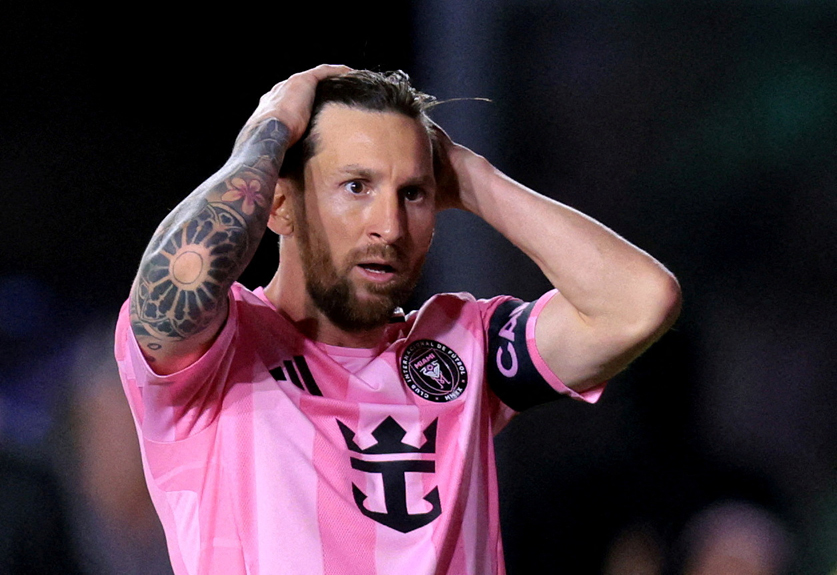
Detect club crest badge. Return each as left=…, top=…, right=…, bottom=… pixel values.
left=401, top=339, right=467, bottom=402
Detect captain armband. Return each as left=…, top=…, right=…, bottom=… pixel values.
left=486, top=299, right=563, bottom=412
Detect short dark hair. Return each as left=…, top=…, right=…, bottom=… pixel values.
left=278, top=70, right=438, bottom=181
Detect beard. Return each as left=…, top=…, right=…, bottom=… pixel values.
left=296, top=220, right=424, bottom=333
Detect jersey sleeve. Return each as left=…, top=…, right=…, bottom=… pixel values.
left=484, top=290, right=605, bottom=412
left=114, top=288, right=240, bottom=442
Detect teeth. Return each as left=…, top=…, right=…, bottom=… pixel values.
left=361, top=264, right=393, bottom=273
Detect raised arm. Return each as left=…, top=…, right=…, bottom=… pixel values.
left=129, top=65, right=351, bottom=374
left=435, top=129, right=682, bottom=392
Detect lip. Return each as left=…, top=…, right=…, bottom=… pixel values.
left=354, top=261, right=400, bottom=284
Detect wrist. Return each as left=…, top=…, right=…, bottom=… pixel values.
left=234, top=118, right=291, bottom=160
left=451, top=148, right=494, bottom=214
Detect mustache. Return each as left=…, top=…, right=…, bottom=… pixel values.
left=347, top=243, right=406, bottom=266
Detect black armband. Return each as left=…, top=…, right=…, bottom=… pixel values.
left=486, top=298, right=563, bottom=411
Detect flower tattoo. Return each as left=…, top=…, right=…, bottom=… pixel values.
left=221, top=177, right=268, bottom=215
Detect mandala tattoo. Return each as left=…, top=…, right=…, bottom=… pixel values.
left=133, top=202, right=248, bottom=340
left=130, top=118, right=289, bottom=350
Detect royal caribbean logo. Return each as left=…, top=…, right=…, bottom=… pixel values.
left=400, top=339, right=467, bottom=402
left=338, top=416, right=441, bottom=533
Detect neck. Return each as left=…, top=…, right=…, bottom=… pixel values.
left=263, top=265, right=389, bottom=349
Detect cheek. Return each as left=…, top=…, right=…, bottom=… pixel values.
left=409, top=211, right=436, bottom=252
left=302, top=197, right=356, bottom=259
left=317, top=223, right=358, bottom=268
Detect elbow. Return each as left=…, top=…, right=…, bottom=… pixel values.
left=618, top=269, right=682, bottom=352
left=637, top=270, right=682, bottom=344
left=574, top=271, right=681, bottom=386
left=654, top=271, right=682, bottom=328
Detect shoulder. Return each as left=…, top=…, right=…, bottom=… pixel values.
left=230, top=282, right=268, bottom=307
left=230, top=283, right=282, bottom=325
left=411, top=291, right=520, bottom=318
left=400, top=292, right=527, bottom=344
left=114, top=282, right=278, bottom=379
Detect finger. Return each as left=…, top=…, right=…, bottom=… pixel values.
left=306, top=63, right=354, bottom=80
left=265, top=65, right=351, bottom=96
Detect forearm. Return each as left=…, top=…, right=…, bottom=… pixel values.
left=130, top=119, right=290, bottom=363
left=455, top=148, right=680, bottom=376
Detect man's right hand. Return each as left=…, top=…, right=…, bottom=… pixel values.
left=237, top=64, right=353, bottom=149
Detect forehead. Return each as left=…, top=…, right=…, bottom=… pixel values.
left=308, top=104, right=434, bottom=177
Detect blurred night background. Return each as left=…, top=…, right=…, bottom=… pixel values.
left=1, top=1, right=835, bottom=573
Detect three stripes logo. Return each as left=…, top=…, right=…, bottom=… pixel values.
left=270, top=356, right=322, bottom=396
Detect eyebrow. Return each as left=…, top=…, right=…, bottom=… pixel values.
left=337, top=164, right=376, bottom=180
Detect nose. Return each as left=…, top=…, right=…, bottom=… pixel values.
left=367, top=189, right=404, bottom=244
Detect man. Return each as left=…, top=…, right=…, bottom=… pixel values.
left=115, top=65, right=680, bottom=574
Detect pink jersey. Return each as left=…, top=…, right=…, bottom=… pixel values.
left=114, top=283, right=602, bottom=575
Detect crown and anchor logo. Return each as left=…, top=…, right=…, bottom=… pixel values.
left=337, top=416, right=441, bottom=533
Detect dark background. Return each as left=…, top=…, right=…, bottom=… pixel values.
left=1, top=2, right=835, bottom=573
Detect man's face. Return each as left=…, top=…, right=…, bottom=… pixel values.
left=292, top=104, right=437, bottom=332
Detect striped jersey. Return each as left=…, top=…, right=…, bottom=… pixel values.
left=114, top=283, right=602, bottom=575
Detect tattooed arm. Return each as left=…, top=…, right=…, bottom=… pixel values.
left=129, top=119, right=286, bottom=373
left=129, top=65, right=351, bottom=374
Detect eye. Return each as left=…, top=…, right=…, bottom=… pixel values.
left=402, top=186, right=427, bottom=202
left=343, top=180, right=366, bottom=195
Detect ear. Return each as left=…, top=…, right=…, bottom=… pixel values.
left=267, top=178, right=297, bottom=236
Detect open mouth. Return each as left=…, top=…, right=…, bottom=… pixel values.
left=358, top=263, right=397, bottom=274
